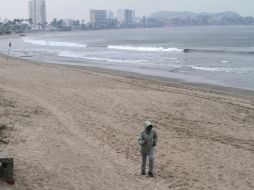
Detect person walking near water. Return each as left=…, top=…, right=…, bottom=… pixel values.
left=138, top=121, right=158, bottom=177
left=7, top=41, right=12, bottom=61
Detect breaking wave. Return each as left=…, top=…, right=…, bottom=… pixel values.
left=23, top=38, right=87, bottom=48
left=183, top=48, right=254, bottom=55
left=190, top=66, right=254, bottom=74
left=58, top=51, right=146, bottom=64
left=170, top=65, right=253, bottom=74
left=108, top=45, right=183, bottom=52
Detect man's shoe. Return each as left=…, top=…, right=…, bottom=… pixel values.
left=141, top=171, right=146, bottom=175
left=148, top=172, right=154, bottom=177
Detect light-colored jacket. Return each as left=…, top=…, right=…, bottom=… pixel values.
left=138, top=122, right=158, bottom=154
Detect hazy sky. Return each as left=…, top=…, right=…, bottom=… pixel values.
left=0, top=0, right=254, bottom=21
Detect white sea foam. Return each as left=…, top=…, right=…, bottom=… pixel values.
left=108, top=45, right=183, bottom=52
left=84, top=57, right=146, bottom=64
left=23, top=37, right=87, bottom=48
left=58, top=51, right=252, bottom=74
left=191, top=66, right=252, bottom=74
left=168, top=64, right=253, bottom=74
left=167, top=57, right=178, bottom=60
left=58, top=51, right=85, bottom=58
left=58, top=51, right=146, bottom=64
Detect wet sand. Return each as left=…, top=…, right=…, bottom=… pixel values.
left=0, top=55, right=254, bottom=190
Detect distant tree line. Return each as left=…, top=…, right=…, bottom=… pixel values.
left=0, top=19, right=31, bottom=34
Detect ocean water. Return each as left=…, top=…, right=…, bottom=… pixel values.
left=0, top=26, right=254, bottom=90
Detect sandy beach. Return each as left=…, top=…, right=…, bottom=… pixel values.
left=0, top=54, right=254, bottom=190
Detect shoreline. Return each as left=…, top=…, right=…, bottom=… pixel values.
left=1, top=27, right=254, bottom=93
left=3, top=52, right=254, bottom=98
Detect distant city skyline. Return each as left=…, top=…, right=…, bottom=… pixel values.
left=0, top=0, right=254, bottom=21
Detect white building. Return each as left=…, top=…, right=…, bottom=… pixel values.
left=28, top=0, right=47, bottom=27
left=117, top=9, right=135, bottom=26
left=63, top=19, right=75, bottom=27
left=108, top=11, right=114, bottom=20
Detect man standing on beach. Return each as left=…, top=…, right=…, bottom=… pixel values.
left=138, top=121, right=158, bottom=177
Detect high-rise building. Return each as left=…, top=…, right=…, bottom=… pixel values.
left=107, top=10, right=117, bottom=27
left=117, top=9, right=135, bottom=26
left=90, top=9, right=108, bottom=28
left=28, top=0, right=47, bottom=27
left=108, top=11, right=114, bottom=20
left=28, top=0, right=34, bottom=23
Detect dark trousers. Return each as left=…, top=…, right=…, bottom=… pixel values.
left=141, top=147, right=154, bottom=173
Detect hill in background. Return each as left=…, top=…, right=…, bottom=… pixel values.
left=149, top=11, right=254, bottom=25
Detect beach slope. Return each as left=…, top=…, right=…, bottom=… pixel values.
left=0, top=56, right=254, bottom=190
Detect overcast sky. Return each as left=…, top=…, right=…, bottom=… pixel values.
left=0, top=0, right=254, bottom=21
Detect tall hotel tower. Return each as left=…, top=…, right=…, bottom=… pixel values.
left=28, top=0, right=47, bottom=27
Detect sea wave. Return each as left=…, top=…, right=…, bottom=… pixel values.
left=58, top=51, right=253, bottom=73
left=23, top=37, right=87, bottom=48
left=108, top=45, right=183, bottom=52
left=183, top=48, right=254, bottom=55
left=187, top=66, right=252, bottom=74
left=168, top=64, right=253, bottom=74
left=58, top=51, right=146, bottom=64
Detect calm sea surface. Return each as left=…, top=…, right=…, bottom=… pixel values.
left=1, top=26, right=254, bottom=90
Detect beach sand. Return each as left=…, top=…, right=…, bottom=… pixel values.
left=0, top=55, right=253, bottom=190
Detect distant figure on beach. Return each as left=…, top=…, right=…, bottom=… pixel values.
left=138, top=121, right=158, bottom=177
left=7, top=41, right=12, bottom=61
